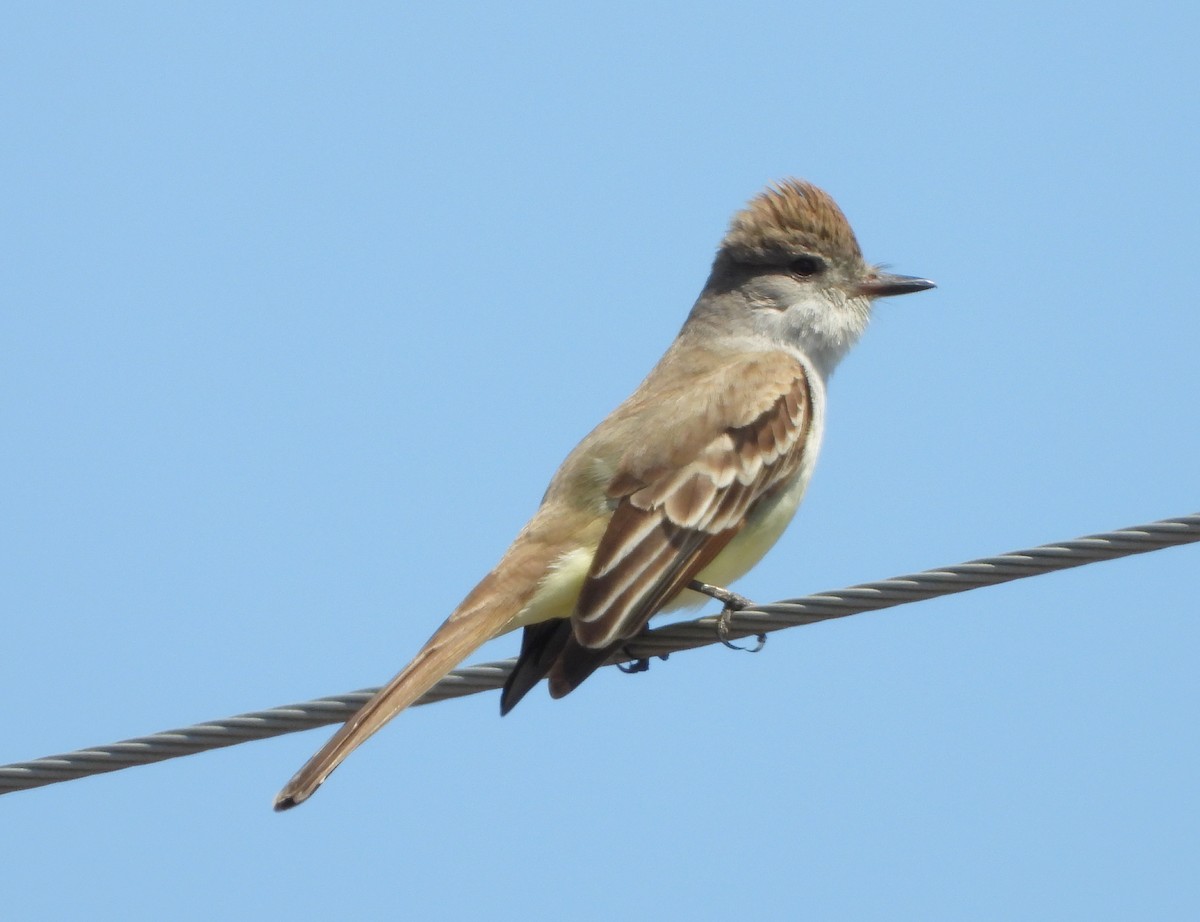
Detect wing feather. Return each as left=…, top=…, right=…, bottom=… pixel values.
left=571, top=361, right=814, bottom=650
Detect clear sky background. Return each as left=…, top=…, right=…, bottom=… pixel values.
left=3, top=3, right=1197, bottom=919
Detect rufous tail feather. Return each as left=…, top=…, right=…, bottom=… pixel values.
left=274, top=569, right=532, bottom=810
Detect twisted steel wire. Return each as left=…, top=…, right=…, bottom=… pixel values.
left=2, top=512, right=1196, bottom=796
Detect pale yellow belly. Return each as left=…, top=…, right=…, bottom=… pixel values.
left=507, top=461, right=813, bottom=631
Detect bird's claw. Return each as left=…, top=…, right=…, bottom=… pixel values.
left=688, top=579, right=767, bottom=653
left=616, top=645, right=668, bottom=674
left=616, top=657, right=651, bottom=674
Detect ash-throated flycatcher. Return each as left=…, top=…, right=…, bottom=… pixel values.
left=275, top=179, right=934, bottom=810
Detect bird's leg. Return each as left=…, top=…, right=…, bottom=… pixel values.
left=688, top=579, right=754, bottom=611
left=688, top=579, right=767, bottom=653
left=620, top=580, right=765, bottom=674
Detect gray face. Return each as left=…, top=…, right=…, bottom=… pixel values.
left=686, top=249, right=873, bottom=380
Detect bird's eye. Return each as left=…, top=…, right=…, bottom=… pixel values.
left=788, top=255, right=826, bottom=277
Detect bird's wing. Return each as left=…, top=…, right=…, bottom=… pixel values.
left=543, top=352, right=813, bottom=695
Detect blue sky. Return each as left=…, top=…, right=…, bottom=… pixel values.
left=3, top=3, right=1198, bottom=919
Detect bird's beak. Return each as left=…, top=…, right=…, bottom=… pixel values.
left=856, top=271, right=936, bottom=298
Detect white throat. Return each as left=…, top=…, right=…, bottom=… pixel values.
left=760, top=289, right=870, bottom=381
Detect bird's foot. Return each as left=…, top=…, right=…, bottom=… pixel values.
left=688, top=579, right=767, bottom=653
left=616, top=656, right=652, bottom=674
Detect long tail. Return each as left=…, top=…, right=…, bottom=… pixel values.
left=274, top=562, right=539, bottom=810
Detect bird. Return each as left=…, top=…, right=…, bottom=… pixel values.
left=274, top=178, right=935, bottom=810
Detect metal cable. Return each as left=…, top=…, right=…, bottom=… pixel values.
left=3, top=512, right=1197, bottom=796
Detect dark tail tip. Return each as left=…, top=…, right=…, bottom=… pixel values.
left=500, top=620, right=575, bottom=715
left=273, top=786, right=310, bottom=812
left=274, top=794, right=300, bottom=812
